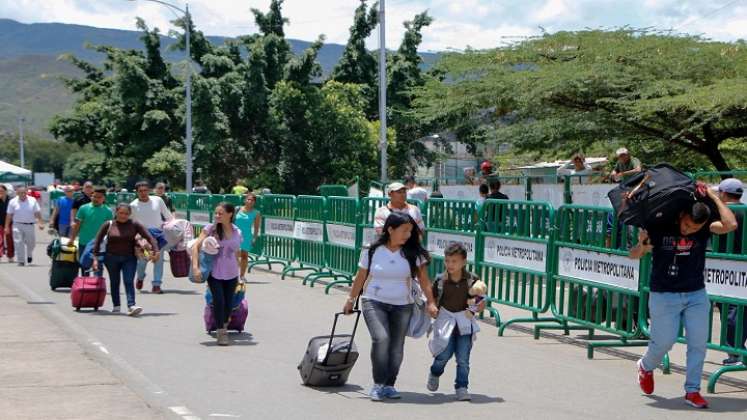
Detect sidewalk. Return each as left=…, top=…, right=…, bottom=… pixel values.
left=0, top=276, right=163, bottom=420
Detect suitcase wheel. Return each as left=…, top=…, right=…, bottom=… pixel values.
left=51, top=287, right=56, bottom=291
left=94, top=307, right=98, bottom=311
left=75, top=307, right=80, bottom=312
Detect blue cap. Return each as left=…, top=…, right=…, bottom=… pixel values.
left=718, top=178, right=744, bottom=196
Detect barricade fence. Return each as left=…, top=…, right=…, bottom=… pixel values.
left=44, top=189, right=747, bottom=392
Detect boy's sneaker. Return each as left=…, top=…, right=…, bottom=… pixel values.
left=685, top=392, right=709, bottom=409
left=723, top=355, right=742, bottom=366
left=127, top=306, right=143, bottom=317
left=152, top=286, right=163, bottom=294
left=427, top=373, right=440, bottom=392
left=135, top=278, right=144, bottom=290
left=111, top=306, right=121, bottom=313
left=382, top=386, right=401, bottom=399
left=637, top=359, right=654, bottom=395
left=369, top=384, right=384, bottom=402
left=456, top=388, right=471, bottom=401
left=27, top=257, right=32, bottom=264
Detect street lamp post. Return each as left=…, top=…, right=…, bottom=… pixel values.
left=129, top=0, right=193, bottom=191
left=17, top=114, right=25, bottom=168
left=378, top=0, right=387, bottom=182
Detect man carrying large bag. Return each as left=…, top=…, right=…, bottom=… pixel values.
left=620, top=165, right=737, bottom=409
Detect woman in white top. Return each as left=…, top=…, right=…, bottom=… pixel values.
left=343, top=212, right=438, bottom=401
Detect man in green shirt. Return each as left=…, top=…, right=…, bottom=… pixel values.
left=69, top=187, right=113, bottom=274
left=611, top=147, right=642, bottom=183
left=231, top=179, right=248, bottom=196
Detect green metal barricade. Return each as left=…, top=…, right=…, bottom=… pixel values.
left=223, top=194, right=243, bottom=207
left=693, top=170, right=747, bottom=186
left=247, top=194, right=296, bottom=272
left=116, top=192, right=136, bottom=205
left=170, top=193, right=190, bottom=220
left=319, top=185, right=349, bottom=197
left=358, top=197, right=426, bottom=247
left=424, top=198, right=480, bottom=277
left=312, top=196, right=361, bottom=293
left=535, top=205, right=649, bottom=359
left=189, top=194, right=212, bottom=225
left=477, top=200, right=558, bottom=334
left=638, top=205, right=747, bottom=393
left=283, top=195, right=326, bottom=280
left=105, top=193, right=117, bottom=206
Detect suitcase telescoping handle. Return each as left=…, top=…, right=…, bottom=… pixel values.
left=323, top=310, right=361, bottom=366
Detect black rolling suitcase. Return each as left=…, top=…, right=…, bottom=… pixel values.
left=50, top=260, right=79, bottom=290
left=298, top=310, right=361, bottom=387
left=607, top=163, right=699, bottom=228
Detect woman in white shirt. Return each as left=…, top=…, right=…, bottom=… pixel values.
left=343, top=212, right=438, bottom=401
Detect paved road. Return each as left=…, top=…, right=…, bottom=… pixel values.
left=2, top=233, right=746, bottom=420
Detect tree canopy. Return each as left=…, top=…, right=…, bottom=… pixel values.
left=414, top=29, right=747, bottom=171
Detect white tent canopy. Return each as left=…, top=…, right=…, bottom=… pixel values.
left=0, top=160, right=31, bottom=182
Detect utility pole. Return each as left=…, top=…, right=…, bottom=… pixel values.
left=378, top=0, right=387, bottom=182
left=17, top=114, right=25, bottom=168
left=185, top=3, right=193, bottom=192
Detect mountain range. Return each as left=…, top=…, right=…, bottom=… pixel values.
left=0, top=18, right=438, bottom=139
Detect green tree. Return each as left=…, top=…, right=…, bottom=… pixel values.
left=143, top=145, right=186, bottom=187
left=415, top=29, right=747, bottom=172
left=0, top=132, right=78, bottom=177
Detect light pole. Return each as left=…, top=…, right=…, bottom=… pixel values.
left=17, top=113, right=25, bottom=168
left=128, top=0, right=192, bottom=191
left=378, top=0, right=387, bottom=182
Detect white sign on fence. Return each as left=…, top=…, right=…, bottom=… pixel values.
left=557, top=247, right=639, bottom=291
left=532, top=184, right=565, bottom=210
left=293, top=221, right=324, bottom=243
left=362, top=227, right=377, bottom=246
left=571, top=184, right=614, bottom=208
left=439, top=185, right=479, bottom=201
left=264, top=218, right=295, bottom=238
left=483, top=237, right=547, bottom=273
left=326, top=224, right=357, bottom=248
left=705, top=258, right=747, bottom=300
left=191, top=211, right=211, bottom=224
left=427, top=232, right=476, bottom=262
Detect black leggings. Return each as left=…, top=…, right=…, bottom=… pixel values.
left=208, top=276, right=238, bottom=328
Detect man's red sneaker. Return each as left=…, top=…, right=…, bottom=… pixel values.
left=685, top=392, right=709, bottom=409
left=152, top=285, right=163, bottom=294
left=637, top=359, right=654, bottom=395
left=136, top=278, right=144, bottom=290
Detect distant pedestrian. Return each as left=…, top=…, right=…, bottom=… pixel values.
left=192, top=180, right=210, bottom=194
left=486, top=179, right=508, bottom=200
left=92, top=203, right=159, bottom=316
left=51, top=186, right=75, bottom=236
left=5, top=186, right=45, bottom=266
left=374, top=182, right=425, bottom=235
left=404, top=175, right=429, bottom=203
left=0, top=185, right=14, bottom=262
left=191, top=202, right=242, bottom=346
left=130, top=181, right=173, bottom=294
left=71, top=181, right=94, bottom=222
left=154, top=182, right=175, bottom=213
left=343, top=212, right=437, bottom=401
left=235, top=192, right=261, bottom=282
left=611, top=148, right=642, bottom=183
left=231, top=179, right=249, bottom=196
left=557, top=152, right=593, bottom=177
left=68, top=187, right=113, bottom=274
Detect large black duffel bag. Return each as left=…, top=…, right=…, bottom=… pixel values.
left=607, top=164, right=699, bottom=228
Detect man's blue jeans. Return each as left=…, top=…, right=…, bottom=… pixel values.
left=430, top=330, right=474, bottom=390
left=641, top=289, right=710, bottom=393
left=136, top=243, right=172, bottom=287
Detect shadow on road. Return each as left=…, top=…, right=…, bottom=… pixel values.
left=644, top=394, right=747, bottom=413
left=388, top=391, right=504, bottom=405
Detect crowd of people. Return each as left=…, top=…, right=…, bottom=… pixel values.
left=0, top=160, right=744, bottom=406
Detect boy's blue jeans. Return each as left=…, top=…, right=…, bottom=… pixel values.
left=430, top=330, right=473, bottom=389
left=641, top=289, right=710, bottom=393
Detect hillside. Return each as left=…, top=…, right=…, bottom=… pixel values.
left=0, top=19, right=439, bottom=138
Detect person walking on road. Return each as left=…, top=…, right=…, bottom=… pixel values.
left=374, top=182, right=425, bottom=236
left=235, top=192, right=261, bottom=282
left=71, top=181, right=94, bottom=222
left=68, top=187, right=113, bottom=275
left=154, top=182, right=175, bottom=213
left=191, top=202, right=242, bottom=346
left=130, top=181, right=173, bottom=294
left=92, top=203, right=159, bottom=316
left=51, top=186, right=75, bottom=236
left=629, top=188, right=737, bottom=409
left=0, top=185, right=14, bottom=262
left=343, top=212, right=438, bottom=401
left=4, top=186, right=44, bottom=266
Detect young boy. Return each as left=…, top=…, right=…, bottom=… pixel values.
left=427, top=243, right=485, bottom=401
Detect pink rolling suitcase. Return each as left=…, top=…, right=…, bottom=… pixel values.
left=70, top=276, right=107, bottom=311
left=204, top=299, right=248, bottom=332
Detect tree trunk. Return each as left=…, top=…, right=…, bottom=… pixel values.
left=702, top=143, right=731, bottom=174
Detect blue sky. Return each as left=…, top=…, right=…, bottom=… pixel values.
left=1, top=0, right=746, bottom=51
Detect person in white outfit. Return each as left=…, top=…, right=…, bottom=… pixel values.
left=4, top=186, right=44, bottom=266
left=129, top=181, right=173, bottom=293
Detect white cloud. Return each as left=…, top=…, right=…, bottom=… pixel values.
left=0, top=0, right=745, bottom=50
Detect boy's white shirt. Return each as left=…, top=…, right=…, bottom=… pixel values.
left=428, top=308, right=480, bottom=357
